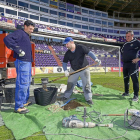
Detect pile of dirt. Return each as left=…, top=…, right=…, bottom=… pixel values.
left=62, top=100, right=83, bottom=110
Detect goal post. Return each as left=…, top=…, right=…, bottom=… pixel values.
left=32, top=33, right=121, bottom=76
left=74, top=39, right=121, bottom=77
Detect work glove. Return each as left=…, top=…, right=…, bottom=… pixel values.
left=64, top=70, right=69, bottom=77
left=95, top=59, right=101, bottom=66
left=19, top=51, right=25, bottom=57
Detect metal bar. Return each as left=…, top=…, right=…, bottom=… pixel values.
left=32, top=33, right=120, bottom=48
left=104, top=114, right=132, bottom=116
left=119, top=47, right=121, bottom=77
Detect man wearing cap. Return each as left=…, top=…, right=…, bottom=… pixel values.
left=62, top=37, right=101, bottom=104
left=4, top=20, right=35, bottom=114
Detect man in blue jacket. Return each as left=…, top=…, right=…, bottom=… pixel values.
left=4, top=20, right=35, bottom=114
left=121, top=30, right=140, bottom=102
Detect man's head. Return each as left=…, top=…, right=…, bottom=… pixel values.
left=63, top=37, right=75, bottom=50
left=126, top=30, right=134, bottom=42
left=24, top=20, right=35, bottom=35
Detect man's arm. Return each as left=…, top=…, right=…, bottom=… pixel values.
left=88, top=51, right=97, bottom=60
left=62, top=62, right=67, bottom=71
left=62, top=62, right=69, bottom=77
left=138, top=39, right=140, bottom=49
left=132, top=40, right=140, bottom=63
left=120, top=44, right=124, bottom=54
left=88, top=51, right=101, bottom=65
left=3, top=30, right=23, bottom=55
left=132, top=58, right=140, bottom=63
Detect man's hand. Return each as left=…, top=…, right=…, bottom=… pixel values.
left=64, top=70, right=69, bottom=77
left=132, top=58, right=140, bottom=63
left=95, top=59, right=101, bottom=66
left=19, top=51, right=25, bottom=57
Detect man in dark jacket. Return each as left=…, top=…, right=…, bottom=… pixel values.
left=62, top=37, right=101, bottom=105
left=4, top=20, right=35, bottom=113
left=121, top=30, right=140, bottom=102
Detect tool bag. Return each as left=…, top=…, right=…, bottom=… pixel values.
left=4, top=88, right=15, bottom=103
left=125, top=109, right=140, bottom=130
left=0, top=93, right=3, bottom=110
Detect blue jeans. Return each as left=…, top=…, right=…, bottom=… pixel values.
left=14, top=59, right=31, bottom=110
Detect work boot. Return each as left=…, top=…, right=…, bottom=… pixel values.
left=132, top=95, right=139, bottom=102
left=60, top=97, right=67, bottom=101
left=86, top=100, right=93, bottom=105
left=24, top=102, right=32, bottom=107
left=122, top=93, right=129, bottom=96
left=14, top=107, right=29, bottom=114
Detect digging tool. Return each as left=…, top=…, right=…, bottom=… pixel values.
left=41, top=62, right=98, bottom=91
left=103, top=109, right=140, bottom=116
left=48, top=62, right=98, bottom=83
left=103, top=114, right=132, bottom=116
left=62, top=107, right=113, bottom=128
left=124, top=109, right=140, bottom=130
left=62, top=115, right=113, bottom=128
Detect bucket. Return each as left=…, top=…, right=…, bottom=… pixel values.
left=34, top=86, right=58, bottom=106
left=4, top=88, right=15, bottom=103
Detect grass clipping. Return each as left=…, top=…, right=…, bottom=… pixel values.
left=47, top=105, right=63, bottom=113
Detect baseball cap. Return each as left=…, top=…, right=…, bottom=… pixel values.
left=63, top=37, right=73, bottom=44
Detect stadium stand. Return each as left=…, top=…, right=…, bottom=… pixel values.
left=31, top=37, right=119, bottom=67
left=0, top=0, right=140, bottom=70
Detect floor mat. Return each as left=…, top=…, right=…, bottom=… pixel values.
left=43, top=85, right=140, bottom=140
left=0, top=85, right=140, bottom=140
left=1, top=104, right=48, bottom=140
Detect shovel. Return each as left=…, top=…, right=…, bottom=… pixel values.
left=48, top=62, right=98, bottom=83
left=42, top=62, right=98, bottom=91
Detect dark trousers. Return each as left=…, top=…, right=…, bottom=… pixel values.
left=123, top=62, right=139, bottom=96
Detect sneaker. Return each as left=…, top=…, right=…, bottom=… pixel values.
left=24, top=102, right=32, bottom=107
left=132, top=96, right=139, bottom=102
left=86, top=100, right=93, bottom=105
left=122, top=93, right=129, bottom=96
left=14, top=107, right=29, bottom=114
left=60, top=97, right=67, bottom=101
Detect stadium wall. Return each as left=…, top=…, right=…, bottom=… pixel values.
left=35, top=67, right=123, bottom=74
